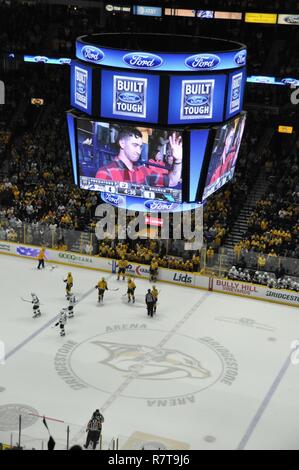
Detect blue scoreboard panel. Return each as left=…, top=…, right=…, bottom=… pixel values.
left=70, top=61, right=94, bottom=115
left=167, top=74, right=227, bottom=125
left=100, top=70, right=160, bottom=123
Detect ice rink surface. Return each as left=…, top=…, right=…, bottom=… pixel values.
left=0, top=254, right=299, bottom=450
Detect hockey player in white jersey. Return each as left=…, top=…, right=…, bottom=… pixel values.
left=267, top=277, right=276, bottom=288
left=67, top=294, right=76, bottom=319
left=31, top=293, right=41, bottom=318
left=55, top=309, right=67, bottom=337
left=293, top=281, right=299, bottom=292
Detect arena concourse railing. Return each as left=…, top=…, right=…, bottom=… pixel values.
left=0, top=219, right=298, bottom=278
left=200, top=247, right=299, bottom=279
left=0, top=219, right=96, bottom=255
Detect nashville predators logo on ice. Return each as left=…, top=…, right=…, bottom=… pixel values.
left=180, top=79, right=214, bottom=120
left=90, top=340, right=211, bottom=380
left=66, top=327, right=228, bottom=402
left=113, top=75, right=147, bottom=118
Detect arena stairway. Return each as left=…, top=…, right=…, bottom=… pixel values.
left=223, top=169, right=269, bottom=253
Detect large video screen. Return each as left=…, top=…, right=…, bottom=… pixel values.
left=188, top=129, right=210, bottom=202
left=78, top=119, right=183, bottom=203
left=66, top=113, right=78, bottom=185
left=202, top=113, right=246, bottom=201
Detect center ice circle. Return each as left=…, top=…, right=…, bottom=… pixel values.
left=68, top=329, right=224, bottom=399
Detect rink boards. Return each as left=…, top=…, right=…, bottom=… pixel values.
left=0, top=241, right=298, bottom=308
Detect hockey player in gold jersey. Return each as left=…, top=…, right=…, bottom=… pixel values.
left=127, top=277, right=136, bottom=303
left=150, top=258, right=159, bottom=282
left=95, top=277, right=108, bottom=303
left=117, top=256, right=129, bottom=281
left=151, top=285, right=159, bottom=314
left=64, top=272, right=73, bottom=299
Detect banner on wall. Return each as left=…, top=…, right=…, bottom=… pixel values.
left=212, top=278, right=299, bottom=306
left=0, top=242, right=297, bottom=306
left=245, top=12, right=277, bottom=24
left=277, top=14, right=299, bottom=25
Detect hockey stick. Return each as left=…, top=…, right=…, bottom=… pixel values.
left=43, top=416, right=51, bottom=436
left=21, top=297, right=44, bottom=305
left=20, top=297, right=44, bottom=305
left=43, top=417, right=56, bottom=449
left=108, top=288, right=119, bottom=292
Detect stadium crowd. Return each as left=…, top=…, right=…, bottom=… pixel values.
left=233, top=142, right=299, bottom=260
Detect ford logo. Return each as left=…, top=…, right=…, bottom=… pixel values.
left=76, top=83, right=86, bottom=94
left=103, top=193, right=123, bottom=206
left=144, top=200, right=179, bottom=212
left=34, top=56, right=49, bottom=63
left=81, top=46, right=104, bottom=63
left=123, top=52, right=163, bottom=69
left=281, top=78, right=298, bottom=85
left=254, top=76, right=272, bottom=83
left=186, top=95, right=209, bottom=106
left=232, top=89, right=240, bottom=100
left=234, top=50, right=247, bottom=65
left=284, top=15, right=299, bottom=24
left=118, top=92, right=141, bottom=104
left=59, top=58, right=71, bottom=64
left=185, top=54, right=220, bottom=70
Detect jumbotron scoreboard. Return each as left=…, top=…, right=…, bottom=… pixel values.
left=67, top=33, right=247, bottom=211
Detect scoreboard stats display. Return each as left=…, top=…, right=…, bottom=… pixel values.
left=100, top=70, right=160, bottom=123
